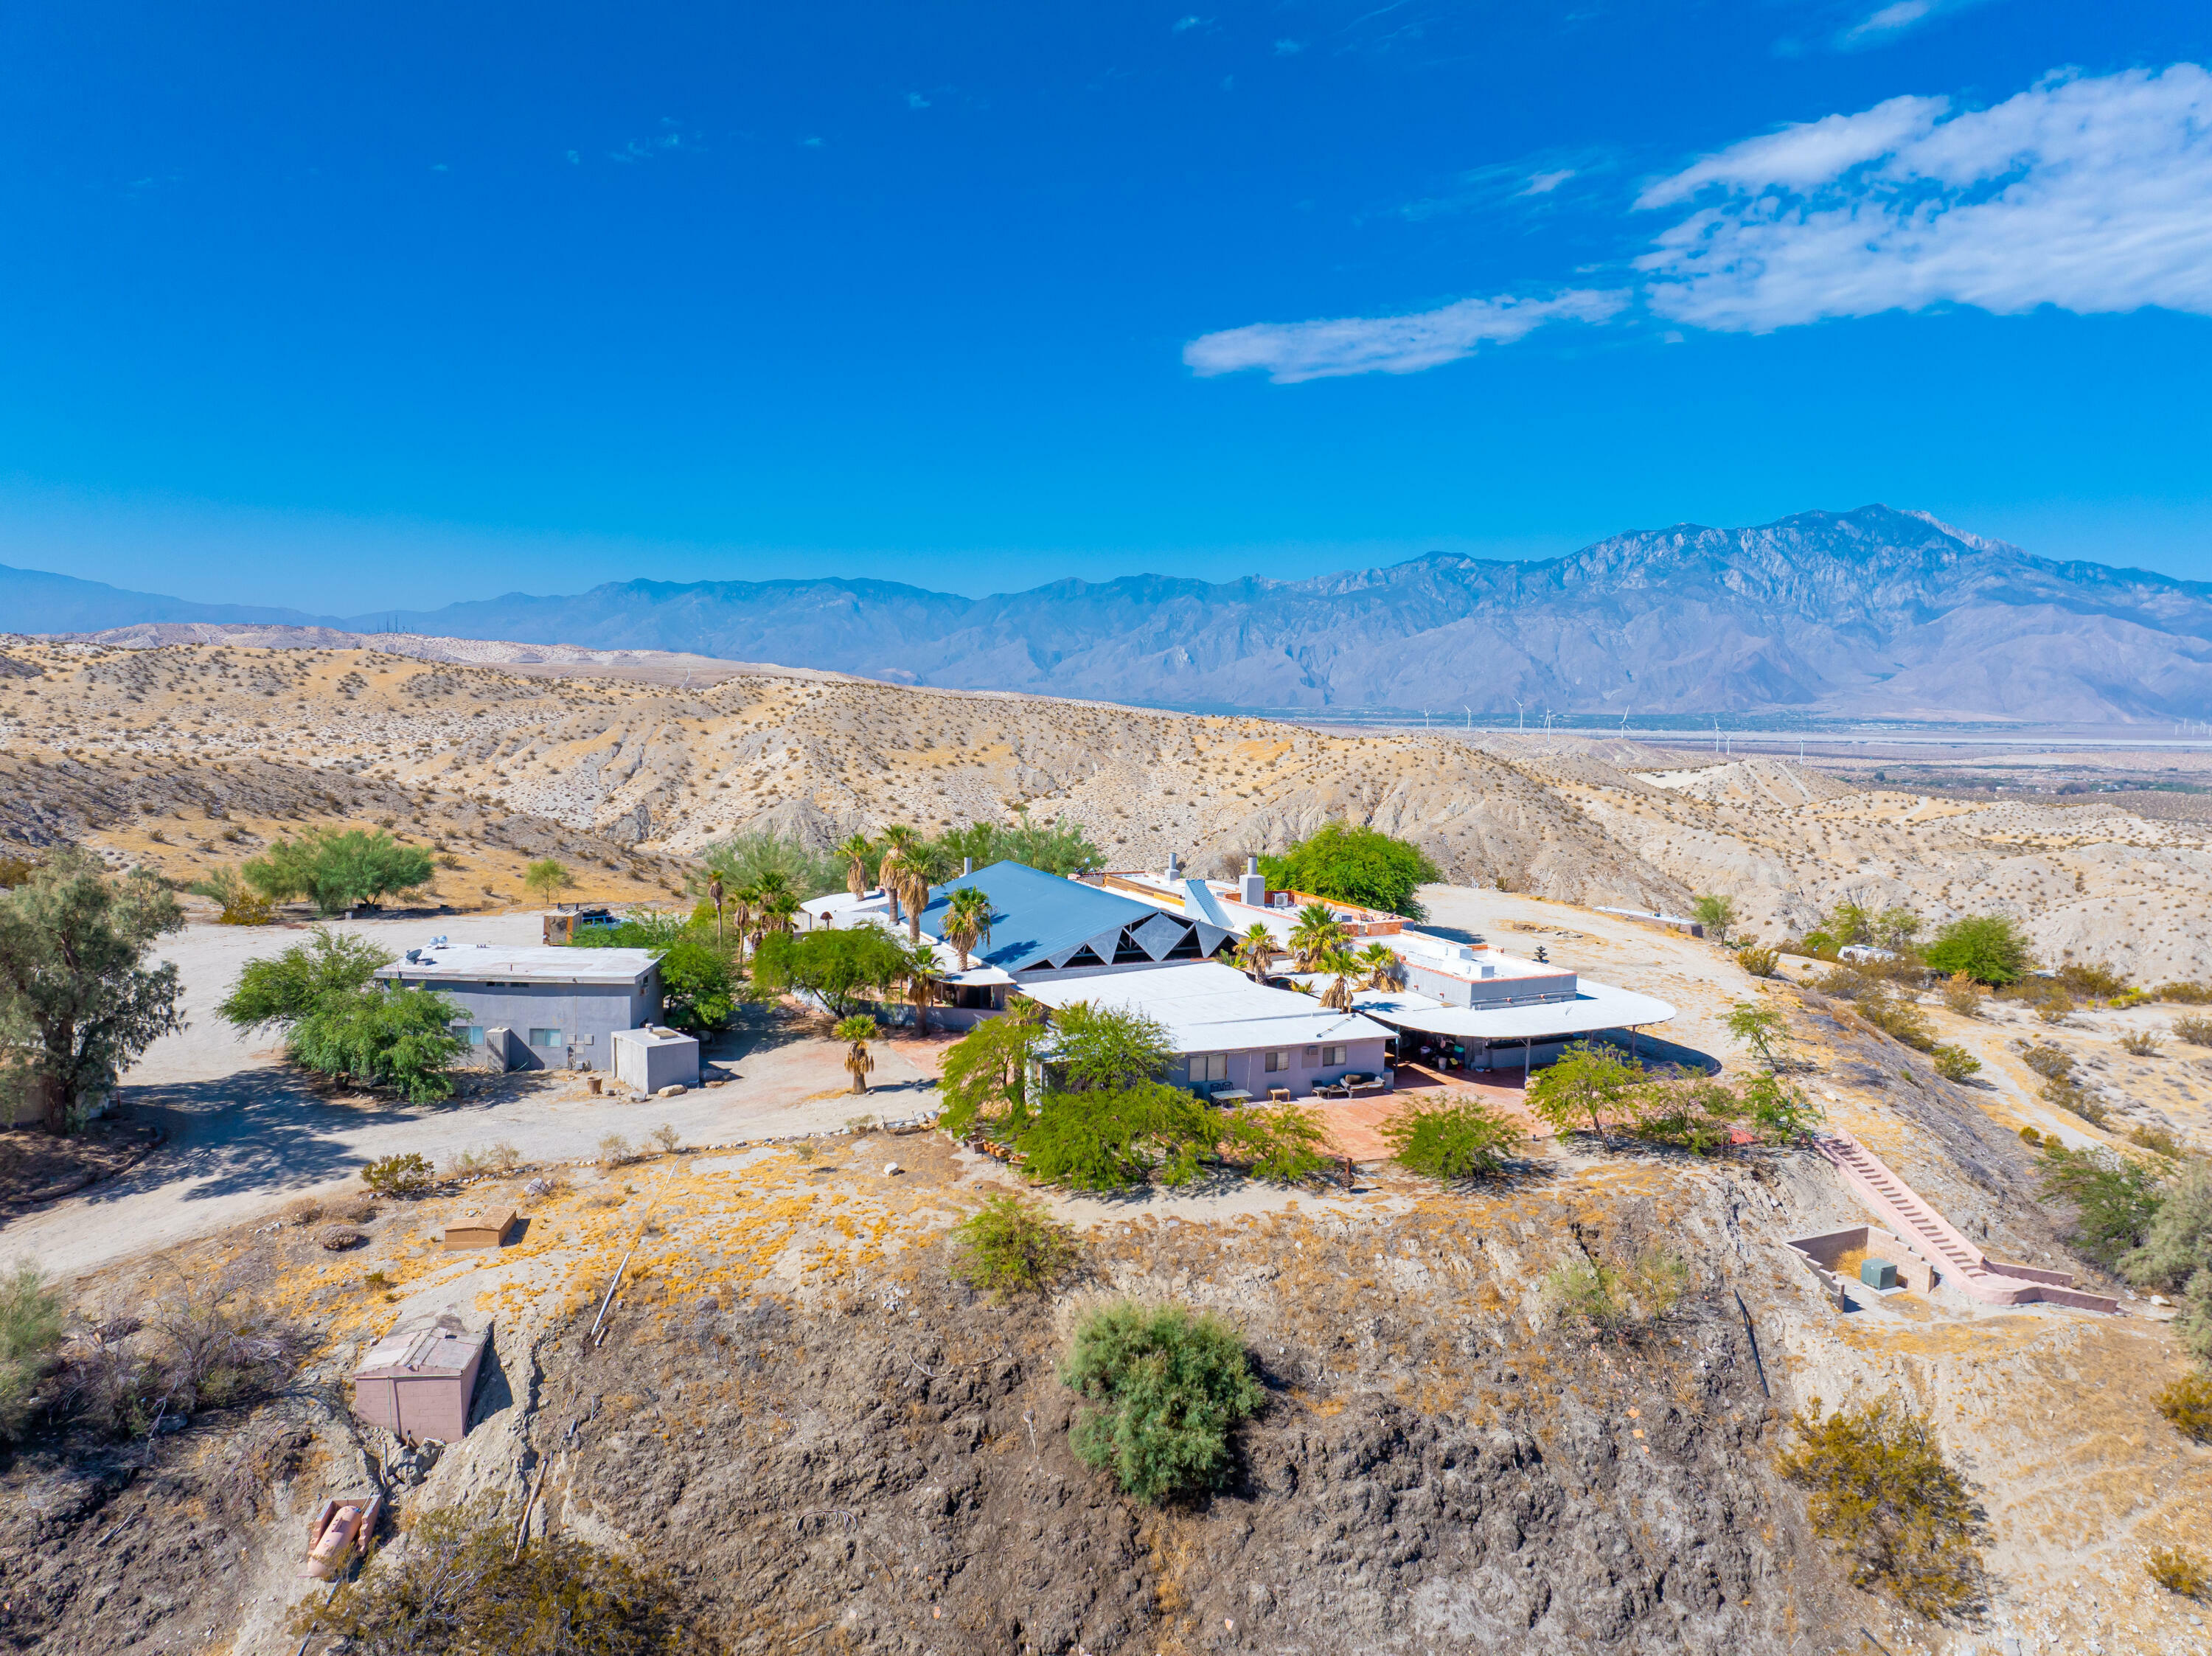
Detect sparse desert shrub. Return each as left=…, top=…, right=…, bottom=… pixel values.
left=282, top=1196, right=325, bottom=1228
left=360, top=1152, right=435, bottom=1198
left=1381, top=1093, right=1525, bottom=1178
left=2019, top=1043, right=2074, bottom=1081
left=448, top=1142, right=522, bottom=1177
left=2129, top=1125, right=2185, bottom=1158
left=1931, top=1045, right=1981, bottom=1082
left=2035, top=989, right=2075, bottom=1025
left=2122, top=1160, right=2212, bottom=1363
left=2018, top=1125, right=2042, bottom=1145
left=2119, top=1029, right=2164, bottom=1057
left=843, top=1114, right=875, bottom=1135
left=1722, top=1001, right=1789, bottom=1068
left=1778, top=1395, right=1986, bottom=1619
left=2055, top=961, right=2129, bottom=1001
left=650, top=1122, right=681, bottom=1155
left=2154, top=980, right=2212, bottom=1005
left=1060, top=1301, right=1264, bottom=1504
left=2154, top=1370, right=2212, bottom=1444
left=2042, top=1077, right=2107, bottom=1124
left=0, top=1262, right=67, bottom=1438
left=2173, top=1014, right=2212, bottom=1047
left=334, top=1194, right=378, bottom=1224
left=1940, top=973, right=1983, bottom=1017
left=319, top=1226, right=366, bottom=1251
left=2145, top=1545, right=2208, bottom=1599
left=1736, top=944, right=1779, bottom=978
left=1544, top=1248, right=1690, bottom=1337
left=950, top=1194, right=1082, bottom=1300
left=291, top=1499, right=704, bottom=1655
left=597, top=1133, right=633, bottom=1166
left=1857, top=989, right=1936, bottom=1051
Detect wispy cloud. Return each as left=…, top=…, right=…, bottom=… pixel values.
left=1638, top=64, right=2212, bottom=330
left=1275, top=38, right=1305, bottom=54
left=1172, top=14, right=1211, bottom=31
left=1183, top=290, right=1629, bottom=383
left=1189, top=63, right=2212, bottom=380
left=907, top=91, right=931, bottom=110
left=1835, top=0, right=1997, bottom=49
left=608, top=119, right=704, bottom=164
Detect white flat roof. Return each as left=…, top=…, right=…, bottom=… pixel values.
left=1352, top=979, right=1676, bottom=1041
left=375, top=945, right=658, bottom=988
left=1020, top=962, right=1392, bottom=1054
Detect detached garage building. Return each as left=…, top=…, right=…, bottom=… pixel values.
left=374, top=944, right=663, bottom=1072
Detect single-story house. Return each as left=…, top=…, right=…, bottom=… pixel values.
left=374, top=943, right=663, bottom=1072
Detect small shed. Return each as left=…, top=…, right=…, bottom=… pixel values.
left=442, top=1206, right=517, bottom=1250
left=611, top=1025, right=700, bottom=1093
left=350, top=1320, right=491, bottom=1443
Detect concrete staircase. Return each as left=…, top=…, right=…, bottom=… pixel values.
left=1812, top=1135, right=2118, bottom=1313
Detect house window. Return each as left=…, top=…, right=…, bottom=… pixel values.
left=452, top=1023, right=485, bottom=1048
left=529, top=1028, right=563, bottom=1048
left=1189, top=1054, right=1228, bottom=1084
left=1321, top=1045, right=1346, bottom=1066
left=1264, top=1050, right=1290, bottom=1074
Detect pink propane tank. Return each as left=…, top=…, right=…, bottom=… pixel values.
left=299, top=1503, right=363, bottom=1580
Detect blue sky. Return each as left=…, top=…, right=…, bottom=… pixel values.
left=2, top=0, right=2208, bottom=612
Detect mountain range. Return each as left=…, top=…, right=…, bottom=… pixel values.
left=8, top=505, right=2210, bottom=721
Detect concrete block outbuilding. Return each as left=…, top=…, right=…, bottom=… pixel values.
left=611, top=1026, right=700, bottom=1093
left=350, top=1319, right=490, bottom=1444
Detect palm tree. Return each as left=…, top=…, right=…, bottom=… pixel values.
left=1318, top=946, right=1360, bottom=1011
left=900, top=942, right=943, bottom=1035
left=834, top=832, right=874, bottom=900
left=877, top=825, right=922, bottom=928
left=1233, top=923, right=1278, bottom=982
left=706, top=871, right=726, bottom=947
left=1355, top=943, right=1400, bottom=990
left=726, top=881, right=759, bottom=957
left=942, top=886, right=993, bottom=970
left=834, top=1015, right=878, bottom=1093
left=1288, top=904, right=1348, bottom=973
left=757, top=889, right=799, bottom=940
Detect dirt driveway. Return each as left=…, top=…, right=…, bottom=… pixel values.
left=0, top=911, right=939, bottom=1283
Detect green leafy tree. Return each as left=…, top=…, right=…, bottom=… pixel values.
left=2120, top=1158, right=2212, bottom=1363
left=938, top=996, right=1049, bottom=1138
left=1526, top=1043, right=1646, bottom=1141
left=1691, top=894, right=1737, bottom=942
left=185, top=866, right=275, bottom=925
left=1921, top=915, right=2033, bottom=986
left=1060, top=1301, right=1264, bottom=1504
left=1876, top=907, right=1924, bottom=951
left=1017, top=1082, right=1216, bottom=1189
left=695, top=829, right=842, bottom=902
left=1626, top=1076, right=1747, bottom=1155
left=0, top=849, right=185, bottom=1133
left=1723, top=1000, right=1790, bottom=1068
left=1824, top=902, right=1877, bottom=947
left=218, top=930, right=394, bottom=1036
left=2039, top=1144, right=2168, bottom=1271
left=935, top=807, right=1105, bottom=877
left=654, top=934, right=738, bottom=1031
left=1741, top=1072, right=1824, bottom=1143
left=244, top=829, right=434, bottom=915
left=1217, top=1103, right=1331, bottom=1183
left=1381, top=1093, right=1523, bottom=1179
left=749, top=927, right=908, bottom=1020
left=291, top=987, right=466, bottom=1102
left=1259, top=823, right=1441, bottom=919
left=1048, top=1003, right=1175, bottom=1092
left=524, top=858, right=575, bottom=905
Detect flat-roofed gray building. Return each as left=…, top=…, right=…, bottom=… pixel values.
left=374, top=943, right=662, bottom=1072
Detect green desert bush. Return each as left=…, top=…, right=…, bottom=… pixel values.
left=360, top=1152, right=436, bottom=1198
left=0, top=1262, right=66, bottom=1439
left=1778, top=1395, right=1986, bottom=1619
left=1060, top=1301, right=1264, bottom=1504
left=2172, top=1014, right=2212, bottom=1047
left=1931, top=1045, right=1982, bottom=1082
left=1380, top=1093, right=1524, bottom=1178
left=2119, top=1029, right=2164, bottom=1057
left=1940, top=973, right=1984, bottom=1017
left=1921, top=914, right=2031, bottom=986
left=1735, top=944, right=1779, bottom=978
left=2145, top=1545, right=2208, bottom=1600
left=2038, top=1144, right=2167, bottom=1270
left=290, top=987, right=466, bottom=1102
left=950, top=1194, right=1082, bottom=1300
left=1215, top=1103, right=1332, bottom=1183
left=2154, top=981, right=2212, bottom=1006
left=1543, top=1247, right=1689, bottom=1336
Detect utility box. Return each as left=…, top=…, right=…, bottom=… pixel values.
left=442, top=1207, right=517, bottom=1250
left=611, top=1026, right=700, bottom=1093
left=1860, top=1258, right=1899, bottom=1291
left=350, top=1320, right=490, bottom=1444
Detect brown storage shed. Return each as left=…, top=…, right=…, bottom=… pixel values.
left=350, top=1322, right=491, bottom=1444
left=442, top=1207, right=517, bottom=1250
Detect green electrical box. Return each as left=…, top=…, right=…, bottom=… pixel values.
left=1860, top=1258, right=1899, bottom=1291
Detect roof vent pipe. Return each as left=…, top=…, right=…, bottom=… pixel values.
left=963, top=857, right=973, bottom=876
left=1239, top=855, right=1267, bottom=908
left=1165, top=850, right=1180, bottom=880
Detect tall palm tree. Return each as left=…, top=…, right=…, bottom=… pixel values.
left=1355, top=943, right=1400, bottom=990
left=726, top=881, right=759, bottom=958
left=900, top=941, right=943, bottom=1035
left=834, top=832, right=874, bottom=900
left=834, top=1015, right=878, bottom=1093
left=877, top=825, right=922, bottom=928
left=1318, top=946, right=1360, bottom=1011
left=1289, top=904, right=1349, bottom=973
left=1233, top=923, right=1278, bottom=982
left=757, top=889, right=799, bottom=940
left=942, top=886, right=993, bottom=970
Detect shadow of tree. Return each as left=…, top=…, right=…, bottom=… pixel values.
left=94, top=1069, right=420, bottom=1205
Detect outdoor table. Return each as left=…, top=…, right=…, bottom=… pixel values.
left=1212, top=1089, right=1253, bottom=1106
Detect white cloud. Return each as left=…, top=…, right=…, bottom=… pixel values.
left=1172, top=14, right=1209, bottom=31
left=1834, top=0, right=2000, bottom=49
left=1637, top=64, right=2212, bottom=331
left=1521, top=168, right=1576, bottom=195
left=1183, top=290, right=1629, bottom=383
left=1275, top=38, right=1304, bottom=54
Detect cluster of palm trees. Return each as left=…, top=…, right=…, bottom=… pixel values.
left=703, top=869, right=801, bottom=956
left=1232, top=903, right=1402, bottom=1011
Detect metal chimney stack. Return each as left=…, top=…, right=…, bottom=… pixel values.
left=1165, top=850, right=1181, bottom=880
left=963, top=857, right=973, bottom=876
left=1240, top=855, right=1266, bottom=908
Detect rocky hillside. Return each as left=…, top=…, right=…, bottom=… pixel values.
left=15, top=505, right=2212, bottom=720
